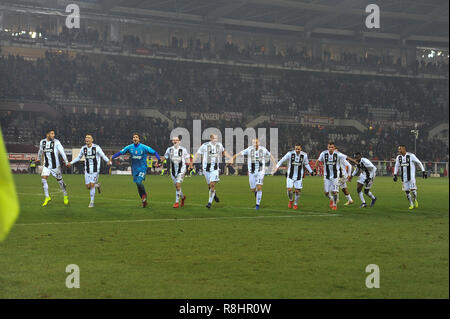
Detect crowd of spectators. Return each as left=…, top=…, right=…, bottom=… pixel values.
left=271, top=123, right=448, bottom=162
left=1, top=52, right=448, bottom=126
left=1, top=25, right=448, bottom=77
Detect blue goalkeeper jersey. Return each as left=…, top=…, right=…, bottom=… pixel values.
left=117, top=143, right=159, bottom=173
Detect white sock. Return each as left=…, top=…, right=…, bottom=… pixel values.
left=406, top=192, right=413, bottom=205
left=287, top=190, right=293, bottom=201
left=176, top=189, right=180, bottom=203
left=58, top=179, right=67, bottom=196
left=367, top=191, right=376, bottom=200
left=294, top=192, right=300, bottom=205
left=358, top=192, right=366, bottom=204
left=95, top=183, right=100, bottom=188
left=90, top=187, right=95, bottom=202
left=208, top=189, right=215, bottom=204
left=346, top=194, right=353, bottom=202
left=328, top=193, right=334, bottom=200
left=256, top=190, right=262, bottom=205
left=411, top=190, right=417, bottom=201
left=42, top=179, right=49, bottom=197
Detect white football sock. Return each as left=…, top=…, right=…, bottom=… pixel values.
left=42, top=179, right=49, bottom=197
left=367, top=191, right=376, bottom=200
left=58, top=179, right=67, bottom=196
left=90, top=187, right=95, bottom=202
left=358, top=192, right=366, bottom=204
left=256, top=190, right=262, bottom=205
left=176, top=189, right=180, bottom=203
left=346, top=194, right=353, bottom=202
left=208, top=189, right=215, bottom=204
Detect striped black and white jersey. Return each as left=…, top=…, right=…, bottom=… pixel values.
left=394, top=152, right=424, bottom=182
left=352, top=157, right=377, bottom=179
left=70, top=144, right=109, bottom=174
left=276, top=150, right=313, bottom=180
left=196, top=142, right=224, bottom=172
left=38, top=138, right=68, bottom=169
left=164, top=146, right=190, bottom=177
left=240, top=146, right=271, bottom=174
left=318, top=150, right=347, bottom=180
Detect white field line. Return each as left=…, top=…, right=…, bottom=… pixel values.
left=15, top=191, right=339, bottom=226
left=15, top=214, right=337, bottom=226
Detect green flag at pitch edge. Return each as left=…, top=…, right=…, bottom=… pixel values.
left=0, top=129, right=19, bottom=242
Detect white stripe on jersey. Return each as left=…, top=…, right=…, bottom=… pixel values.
left=318, top=150, right=347, bottom=180
left=277, top=150, right=311, bottom=180
left=164, top=146, right=190, bottom=176
left=196, top=142, right=224, bottom=172
left=38, top=138, right=68, bottom=169
left=71, top=144, right=109, bottom=173
left=241, top=146, right=271, bottom=173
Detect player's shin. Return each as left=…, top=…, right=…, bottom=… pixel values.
left=294, top=192, right=300, bottom=205
left=406, top=191, right=413, bottom=205
left=57, top=178, right=67, bottom=196
left=358, top=192, right=366, bottom=204
left=287, top=190, right=293, bottom=201
left=208, top=189, right=215, bottom=204
left=136, top=183, right=146, bottom=198
left=176, top=189, right=181, bottom=203
left=90, top=187, right=95, bottom=203
left=42, top=178, right=49, bottom=197
left=256, top=190, right=262, bottom=205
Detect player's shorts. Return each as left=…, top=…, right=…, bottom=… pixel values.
left=41, top=166, right=62, bottom=179
left=286, top=178, right=303, bottom=190
left=133, top=170, right=146, bottom=184
left=85, top=172, right=99, bottom=185
left=402, top=179, right=417, bottom=191
left=171, top=172, right=186, bottom=184
left=324, top=178, right=339, bottom=193
left=338, top=177, right=348, bottom=189
left=249, top=172, right=265, bottom=189
left=357, top=175, right=375, bottom=189
left=204, top=169, right=220, bottom=184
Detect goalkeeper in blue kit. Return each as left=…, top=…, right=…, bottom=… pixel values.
left=111, top=133, right=161, bottom=207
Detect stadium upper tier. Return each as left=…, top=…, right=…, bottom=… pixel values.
left=0, top=51, right=448, bottom=125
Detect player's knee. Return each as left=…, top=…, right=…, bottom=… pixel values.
left=295, top=189, right=300, bottom=194
left=364, top=189, right=369, bottom=195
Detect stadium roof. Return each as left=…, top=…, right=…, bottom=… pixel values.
left=3, top=0, right=449, bottom=45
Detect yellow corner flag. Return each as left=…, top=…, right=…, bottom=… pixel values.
left=0, top=129, right=19, bottom=242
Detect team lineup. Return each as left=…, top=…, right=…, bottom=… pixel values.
left=36, top=129, right=428, bottom=211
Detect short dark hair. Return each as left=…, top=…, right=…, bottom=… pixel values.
left=46, top=129, right=55, bottom=134
left=399, top=144, right=406, bottom=149
left=354, top=152, right=362, bottom=157
left=295, top=143, right=302, bottom=148
left=328, top=141, right=335, bottom=146
left=132, top=132, right=140, bottom=139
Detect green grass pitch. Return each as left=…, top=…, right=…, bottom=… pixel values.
left=1, top=174, right=448, bottom=298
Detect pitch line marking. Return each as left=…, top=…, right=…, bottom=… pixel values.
left=15, top=213, right=338, bottom=226
left=17, top=192, right=339, bottom=216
